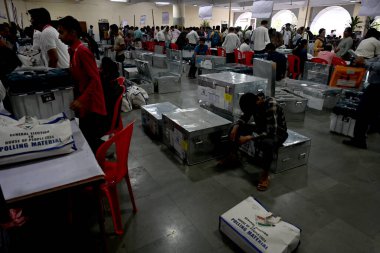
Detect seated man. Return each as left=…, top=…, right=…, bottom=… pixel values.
left=220, top=92, right=288, bottom=191
left=265, top=43, right=287, bottom=81
left=188, top=37, right=208, bottom=79
left=317, top=44, right=335, bottom=64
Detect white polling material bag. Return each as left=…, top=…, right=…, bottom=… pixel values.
left=219, top=196, right=301, bottom=253
left=0, top=113, right=76, bottom=166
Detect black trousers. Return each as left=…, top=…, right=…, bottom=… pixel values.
left=79, top=112, right=108, bottom=153
left=231, top=123, right=288, bottom=171
left=353, top=83, right=380, bottom=142
left=226, top=53, right=235, bottom=63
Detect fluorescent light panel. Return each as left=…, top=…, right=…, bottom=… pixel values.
left=155, top=1, right=170, bottom=5
left=110, top=0, right=127, bottom=2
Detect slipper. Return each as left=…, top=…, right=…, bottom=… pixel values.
left=257, top=177, right=269, bottom=191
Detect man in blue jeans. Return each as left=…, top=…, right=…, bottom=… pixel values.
left=343, top=56, right=380, bottom=149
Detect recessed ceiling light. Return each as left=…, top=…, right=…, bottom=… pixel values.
left=155, top=1, right=170, bottom=5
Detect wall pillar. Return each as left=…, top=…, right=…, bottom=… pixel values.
left=173, top=0, right=185, bottom=26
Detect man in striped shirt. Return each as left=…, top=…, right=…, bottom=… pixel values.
left=222, top=93, right=288, bottom=191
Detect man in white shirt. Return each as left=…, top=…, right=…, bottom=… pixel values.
left=237, top=27, right=244, bottom=43
left=170, top=26, right=181, bottom=43
left=355, top=28, right=380, bottom=59
left=186, top=28, right=199, bottom=47
left=222, top=27, right=241, bottom=63
left=240, top=39, right=251, bottom=53
left=281, top=23, right=292, bottom=48
left=244, top=26, right=252, bottom=41
left=251, top=20, right=270, bottom=54
left=28, top=8, right=69, bottom=68
left=110, top=24, right=126, bottom=63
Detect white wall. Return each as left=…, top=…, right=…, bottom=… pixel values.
left=9, top=0, right=230, bottom=40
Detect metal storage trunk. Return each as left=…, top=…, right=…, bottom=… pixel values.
left=302, top=61, right=332, bottom=85
left=9, top=87, right=74, bottom=119
left=141, top=102, right=179, bottom=139
left=198, top=72, right=267, bottom=120
left=166, top=49, right=182, bottom=61
left=152, top=54, right=167, bottom=68
left=126, top=60, right=154, bottom=94
left=124, top=67, right=139, bottom=79
left=195, top=55, right=226, bottom=69
left=154, top=45, right=164, bottom=54
left=154, top=61, right=182, bottom=94
left=162, top=108, right=232, bottom=165
left=275, top=88, right=308, bottom=122
left=182, top=49, right=194, bottom=60
left=240, top=130, right=311, bottom=173
left=252, top=58, right=276, bottom=96
left=284, top=79, right=342, bottom=110
left=142, top=53, right=153, bottom=66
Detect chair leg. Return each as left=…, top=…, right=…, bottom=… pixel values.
left=124, top=175, right=137, bottom=213
left=103, top=184, right=124, bottom=235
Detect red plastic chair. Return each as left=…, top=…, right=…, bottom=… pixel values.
left=142, top=41, right=147, bottom=50
left=234, top=49, right=244, bottom=64
left=104, top=77, right=125, bottom=136
left=96, top=121, right=137, bottom=235
left=217, top=47, right=226, bottom=57
left=287, top=55, right=301, bottom=79
left=311, top=57, right=328, bottom=64
left=170, top=43, right=178, bottom=50
left=147, top=41, right=155, bottom=52
left=206, top=48, right=212, bottom=55
left=331, top=56, right=347, bottom=66
left=158, top=41, right=166, bottom=54
left=243, top=51, right=254, bottom=66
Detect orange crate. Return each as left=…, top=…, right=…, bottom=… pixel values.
left=329, top=66, right=366, bottom=88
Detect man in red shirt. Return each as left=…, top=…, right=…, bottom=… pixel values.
left=57, top=16, right=108, bottom=152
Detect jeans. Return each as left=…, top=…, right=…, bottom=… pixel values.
left=226, top=53, right=235, bottom=63
left=353, top=83, right=380, bottom=142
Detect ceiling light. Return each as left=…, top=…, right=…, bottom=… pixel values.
left=193, top=4, right=197, bottom=6
left=110, top=0, right=127, bottom=2
left=155, top=1, right=170, bottom=5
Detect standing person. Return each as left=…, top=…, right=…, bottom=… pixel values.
left=110, top=24, right=126, bottom=63
left=306, top=27, right=314, bottom=41
left=292, top=39, right=308, bottom=75
left=282, top=23, right=292, bottom=48
left=236, top=27, right=244, bottom=43
left=133, top=26, right=143, bottom=42
left=186, top=27, right=199, bottom=47
left=157, top=26, right=170, bottom=47
left=154, top=26, right=160, bottom=41
left=176, top=29, right=188, bottom=50
left=57, top=16, right=107, bottom=153
left=82, top=32, right=100, bottom=60
left=313, top=28, right=326, bottom=57
left=355, top=28, right=380, bottom=59
left=292, top=27, right=305, bottom=48
left=343, top=56, right=380, bottom=149
left=28, top=8, right=69, bottom=68
left=88, top=25, right=94, bottom=39
left=222, top=27, right=241, bottom=63
left=334, top=27, right=353, bottom=60
left=244, top=26, right=253, bottom=42
left=266, top=43, right=287, bottom=81
left=251, top=20, right=270, bottom=54
left=219, top=92, right=288, bottom=191
left=210, top=26, right=222, bottom=48
left=188, top=37, right=208, bottom=79
left=170, top=26, right=181, bottom=43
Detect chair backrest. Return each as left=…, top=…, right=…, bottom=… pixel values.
left=331, top=56, right=347, bottom=66
left=147, top=42, right=155, bottom=52
left=234, top=49, right=243, bottom=63
left=311, top=57, right=328, bottom=64
left=106, top=77, right=125, bottom=135
left=244, top=51, right=254, bottom=66
left=287, top=55, right=301, bottom=79
left=217, top=47, right=226, bottom=57
left=206, top=48, right=212, bottom=55
left=96, top=121, right=134, bottom=183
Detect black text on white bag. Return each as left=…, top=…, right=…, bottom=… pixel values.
left=0, top=113, right=76, bottom=165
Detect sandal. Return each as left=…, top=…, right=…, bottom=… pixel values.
left=257, top=176, right=270, bottom=191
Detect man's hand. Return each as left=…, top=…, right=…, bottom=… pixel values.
left=70, top=100, right=83, bottom=111
left=239, top=135, right=254, bottom=145
left=230, top=125, right=239, bottom=141
left=0, top=209, right=27, bottom=229
left=354, top=56, right=365, bottom=66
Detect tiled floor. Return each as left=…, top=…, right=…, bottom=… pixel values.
left=111, top=76, right=380, bottom=253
